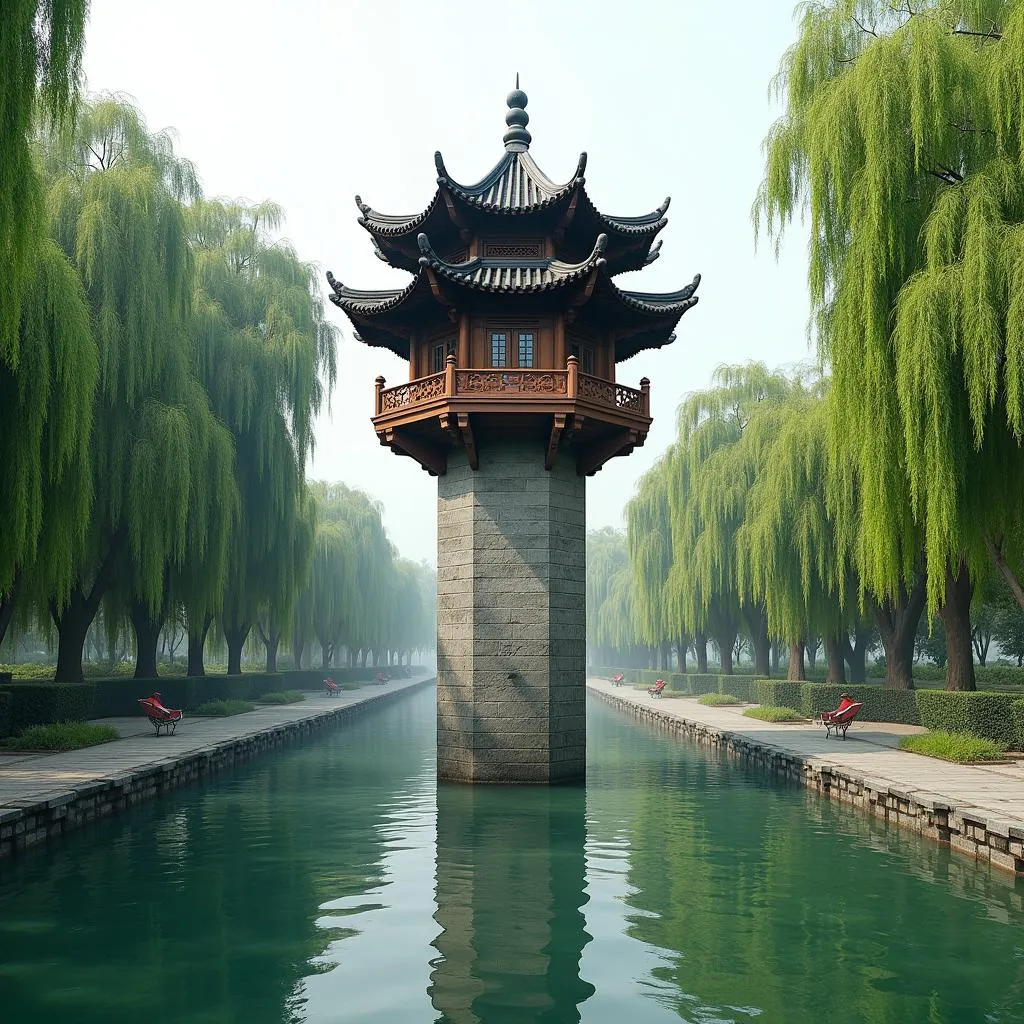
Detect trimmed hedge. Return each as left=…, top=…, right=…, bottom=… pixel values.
left=915, top=690, right=1020, bottom=748
left=0, top=683, right=97, bottom=737
left=90, top=673, right=292, bottom=717
left=754, top=680, right=803, bottom=710
left=800, top=684, right=921, bottom=725
left=1013, top=700, right=1024, bottom=750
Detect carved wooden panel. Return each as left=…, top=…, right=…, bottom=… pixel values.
left=482, top=239, right=544, bottom=260
left=456, top=370, right=568, bottom=395
left=380, top=371, right=446, bottom=411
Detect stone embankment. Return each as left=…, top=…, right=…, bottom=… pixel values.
left=0, top=676, right=434, bottom=860
left=589, top=678, right=1024, bottom=876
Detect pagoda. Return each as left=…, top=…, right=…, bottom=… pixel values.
left=327, top=83, right=699, bottom=784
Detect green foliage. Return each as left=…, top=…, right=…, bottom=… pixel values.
left=1, top=0, right=87, bottom=358
left=743, top=706, right=806, bottom=723
left=4, top=721, right=118, bottom=751
left=89, top=672, right=284, bottom=717
left=800, top=684, right=921, bottom=725
left=898, top=731, right=1007, bottom=764
left=0, top=682, right=95, bottom=736
left=258, top=690, right=304, bottom=705
left=915, top=689, right=1020, bottom=746
left=754, top=680, right=803, bottom=710
left=698, top=692, right=743, bottom=706
left=1013, top=700, right=1024, bottom=749
left=195, top=699, right=254, bottom=717
left=992, top=594, right=1024, bottom=665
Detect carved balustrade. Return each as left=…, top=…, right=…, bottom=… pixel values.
left=374, top=357, right=650, bottom=418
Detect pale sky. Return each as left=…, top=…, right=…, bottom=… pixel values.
left=82, top=0, right=811, bottom=566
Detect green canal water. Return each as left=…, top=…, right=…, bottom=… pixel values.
left=1, top=687, right=1023, bottom=1023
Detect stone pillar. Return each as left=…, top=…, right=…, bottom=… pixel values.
left=436, top=441, right=586, bottom=783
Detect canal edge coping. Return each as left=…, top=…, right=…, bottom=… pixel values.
left=590, top=685, right=1024, bottom=877
left=0, top=677, right=436, bottom=860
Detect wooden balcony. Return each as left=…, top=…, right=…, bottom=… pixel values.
left=371, top=355, right=652, bottom=477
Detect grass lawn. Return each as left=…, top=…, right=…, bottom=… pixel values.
left=898, top=730, right=1007, bottom=763
left=258, top=690, right=305, bottom=705
left=742, top=705, right=806, bottom=723
left=3, top=721, right=119, bottom=751
left=194, top=699, right=255, bottom=717
left=698, top=693, right=743, bottom=706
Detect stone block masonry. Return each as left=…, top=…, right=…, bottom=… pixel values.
left=437, top=443, right=586, bottom=783
left=0, top=678, right=434, bottom=860
left=590, top=681, right=1024, bottom=877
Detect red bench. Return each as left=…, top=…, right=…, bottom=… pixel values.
left=138, top=693, right=183, bottom=736
left=375, top=672, right=390, bottom=685
left=610, top=673, right=626, bottom=687
left=648, top=679, right=666, bottom=698
left=324, top=678, right=341, bottom=697
left=820, top=696, right=864, bottom=739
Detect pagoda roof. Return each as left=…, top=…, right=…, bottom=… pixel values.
left=352, top=86, right=670, bottom=276
left=326, top=230, right=700, bottom=360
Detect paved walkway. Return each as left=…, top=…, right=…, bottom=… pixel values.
left=587, top=677, right=1024, bottom=829
left=0, top=676, right=431, bottom=811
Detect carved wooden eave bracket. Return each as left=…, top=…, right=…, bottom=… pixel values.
left=380, top=427, right=448, bottom=477
left=576, top=427, right=642, bottom=477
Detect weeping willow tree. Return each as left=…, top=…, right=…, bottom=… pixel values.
left=189, top=197, right=338, bottom=674
left=626, top=452, right=684, bottom=671
left=736, top=383, right=859, bottom=681
left=0, top=237, right=96, bottom=647
left=1, top=0, right=88, bottom=360
left=667, top=364, right=791, bottom=674
left=40, top=95, right=213, bottom=682
left=292, top=482, right=400, bottom=668
left=757, top=0, right=1024, bottom=689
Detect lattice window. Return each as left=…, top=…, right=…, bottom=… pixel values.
left=443, top=248, right=468, bottom=264
left=483, top=240, right=543, bottom=259
left=490, top=331, right=508, bottom=368
left=432, top=339, right=456, bottom=373
left=517, top=332, right=534, bottom=368
left=570, top=342, right=594, bottom=374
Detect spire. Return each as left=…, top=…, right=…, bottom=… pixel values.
left=503, top=75, right=531, bottom=152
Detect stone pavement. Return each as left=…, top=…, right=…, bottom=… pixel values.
left=0, top=675, right=434, bottom=859
left=587, top=677, right=1024, bottom=874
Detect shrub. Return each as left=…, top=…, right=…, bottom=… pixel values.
left=800, top=684, right=921, bottom=725
left=898, top=731, right=1007, bottom=764
left=721, top=676, right=757, bottom=703
left=259, top=690, right=305, bottom=705
left=194, top=699, right=254, bottom=716
left=743, top=706, right=806, bottom=723
left=698, top=693, right=743, bottom=706
left=0, top=683, right=97, bottom=737
left=754, top=680, right=803, bottom=710
left=4, top=721, right=119, bottom=751
left=914, top=690, right=1019, bottom=747
left=1014, top=700, right=1024, bottom=750
left=89, top=673, right=287, bottom=717
left=975, top=665, right=1024, bottom=689
left=684, top=673, right=719, bottom=694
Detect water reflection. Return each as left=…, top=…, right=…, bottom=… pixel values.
left=430, top=783, right=595, bottom=1023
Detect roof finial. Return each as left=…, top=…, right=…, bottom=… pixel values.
left=503, top=77, right=531, bottom=152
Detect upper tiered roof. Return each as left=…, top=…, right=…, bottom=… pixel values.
left=353, top=82, right=671, bottom=276
left=328, top=83, right=700, bottom=360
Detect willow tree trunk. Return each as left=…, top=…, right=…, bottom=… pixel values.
left=744, top=603, right=770, bottom=677
left=771, top=639, right=782, bottom=675
left=294, top=637, right=305, bottom=670
left=0, top=572, right=22, bottom=649
left=51, top=590, right=95, bottom=684
left=264, top=634, right=279, bottom=673
left=130, top=600, right=164, bottom=679
left=841, top=629, right=869, bottom=683
left=806, top=637, right=818, bottom=671
left=824, top=634, right=846, bottom=683
left=676, top=635, right=688, bottom=673
left=874, top=575, right=926, bottom=689
left=187, top=615, right=212, bottom=677
left=940, top=559, right=976, bottom=691
left=224, top=623, right=250, bottom=676
left=694, top=630, right=708, bottom=673
left=712, top=622, right=737, bottom=675
left=788, top=640, right=806, bottom=681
